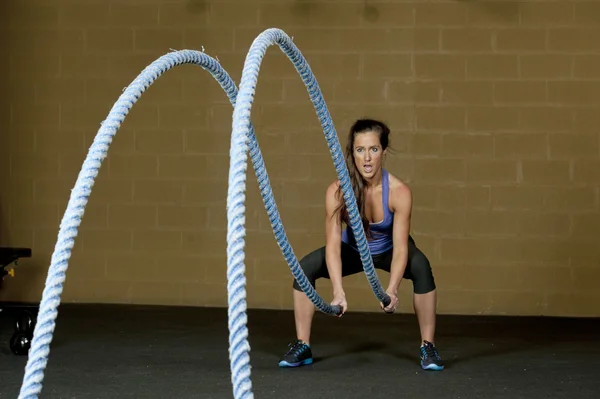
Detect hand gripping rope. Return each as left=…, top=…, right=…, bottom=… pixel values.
left=16, top=28, right=390, bottom=399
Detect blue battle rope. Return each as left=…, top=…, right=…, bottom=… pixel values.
left=16, top=27, right=390, bottom=399
left=229, top=28, right=390, bottom=397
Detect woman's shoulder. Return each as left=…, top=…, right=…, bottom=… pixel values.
left=386, top=171, right=410, bottom=191
left=326, top=179, right=341, bottom=192
left=325, top=179, right=341, bottom=198
left=385, top=171, right=412, bottom=208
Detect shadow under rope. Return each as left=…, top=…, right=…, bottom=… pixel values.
left=246, top=309, right=600, bottom=371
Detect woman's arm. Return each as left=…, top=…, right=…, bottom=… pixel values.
left=324, top=181, right=344, bottom=296
left=388, top=182, right=413, bottom=295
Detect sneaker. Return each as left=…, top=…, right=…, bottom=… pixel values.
left=420, top=340, right=444, bottom=371
left=278, top=339, right=313, bottom=368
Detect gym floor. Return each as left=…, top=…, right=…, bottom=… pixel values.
left=1, top=304, right=599, bottom=398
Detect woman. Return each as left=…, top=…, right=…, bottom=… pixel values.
left=278, top=119, right=444, bottom=371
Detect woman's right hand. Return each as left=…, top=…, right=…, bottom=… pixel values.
left=331, top=291, right=347, bottom=317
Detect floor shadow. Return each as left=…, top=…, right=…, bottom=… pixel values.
left=250, top=311, right=585, bottom=370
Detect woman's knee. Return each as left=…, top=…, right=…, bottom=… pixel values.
left=409, top=250, right=436, bottom=294
left=292, top=247, right=326, bottom=291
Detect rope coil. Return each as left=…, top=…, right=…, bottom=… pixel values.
left=16, top=28, right=389, bottom=399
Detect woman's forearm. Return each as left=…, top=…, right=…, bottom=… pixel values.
left=388, top=248, right=408, bottom=294
left=325, top=245, right=344, bottom=295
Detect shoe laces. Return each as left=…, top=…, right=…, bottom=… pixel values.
left=285, top=339, right=308, bottom=357
left=421, top=340, right=441, bottom=360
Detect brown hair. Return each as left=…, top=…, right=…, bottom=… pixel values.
left=333, top=118, right=391, bottom=238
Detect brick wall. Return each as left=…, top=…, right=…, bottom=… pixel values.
left=1, top=0, right=599, bottom=317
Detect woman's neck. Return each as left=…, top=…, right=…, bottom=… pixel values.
left=363, top=168, right=383, bottom=189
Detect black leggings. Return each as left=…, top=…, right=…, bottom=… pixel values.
left=292, top=236, right=436, bottom=295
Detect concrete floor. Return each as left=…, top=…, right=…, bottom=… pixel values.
left=1, top=304, right=599, bottom=398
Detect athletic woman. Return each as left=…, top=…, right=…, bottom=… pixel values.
left=278, top=119, right=444, bottom=371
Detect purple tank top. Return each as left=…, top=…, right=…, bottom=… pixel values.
left=341, top=169, right=394, bottom=255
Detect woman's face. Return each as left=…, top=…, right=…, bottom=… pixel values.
left=352, top=131, right=386, bottom=180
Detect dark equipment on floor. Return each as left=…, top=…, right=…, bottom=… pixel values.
left=1, top=247, right=37, bottom=355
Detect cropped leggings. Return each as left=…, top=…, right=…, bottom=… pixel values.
left=292, top=236, right=436, bottom=295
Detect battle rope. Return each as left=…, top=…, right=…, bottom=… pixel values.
left=16, top=27, right=390, bottom=399
left=229, top=27, right=390, bottom=398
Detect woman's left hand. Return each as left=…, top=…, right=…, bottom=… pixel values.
left=380, top=289, right=398, bottom=313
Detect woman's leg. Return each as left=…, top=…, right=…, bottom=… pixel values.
left=290, top=246, right=327, bottom=345
left=404, top=240, right=444, bottom=370
left=414, top=288, right=437, bottom=345
left=280, top=243, right=364, bottom=367
left=290, top=243, right=365, bottom=343
left=373, top=242, right=438, bottom=344
left=279, top=247, right=327, bottom=367
left=293, top=286, right=316, bottom=344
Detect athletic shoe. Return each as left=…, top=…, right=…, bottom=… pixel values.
left=278, top=339, right=313, bottom=368
left=420, top=340, right=444, bottom=370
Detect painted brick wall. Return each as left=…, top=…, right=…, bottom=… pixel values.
left=1, top=0, right=599, bottom=317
